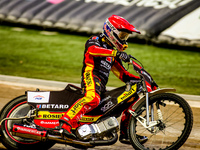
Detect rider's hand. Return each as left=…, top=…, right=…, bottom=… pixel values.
left=116, top=51, right=130, bottom=62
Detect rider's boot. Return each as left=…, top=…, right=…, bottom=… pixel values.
left=58, top=120, right=76, bottom=139
left=119, top=132, right=130, bottom=144
left=119, top=110, right=132, bottom=144
left=50, top=116, right=76, bottom=139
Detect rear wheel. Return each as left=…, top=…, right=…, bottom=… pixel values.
left=128, top=93, right=193, bottom=150
left=0, top=95, right=55, bottom=150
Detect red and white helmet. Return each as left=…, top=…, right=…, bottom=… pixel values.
left=103, top=14, right=140, bottom=51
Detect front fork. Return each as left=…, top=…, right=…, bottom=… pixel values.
left=129, top=92, right=163, bottom=130
left=146, top=92, right=150, bottom=126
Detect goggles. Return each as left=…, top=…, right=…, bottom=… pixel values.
left=118, top=31, right=130, bottom=41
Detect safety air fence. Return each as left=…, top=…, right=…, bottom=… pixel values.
left=0, top=0, right=200, bottom=48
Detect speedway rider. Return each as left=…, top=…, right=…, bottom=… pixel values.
left=56, top=15, right=147, bottom=144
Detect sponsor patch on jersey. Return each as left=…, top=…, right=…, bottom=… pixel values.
left=106, top=57, right=112, bottom=63
left=92, top=36, right=99, bottom=40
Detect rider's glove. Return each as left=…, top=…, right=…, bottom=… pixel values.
left=116, top=51, right=130, bottom=62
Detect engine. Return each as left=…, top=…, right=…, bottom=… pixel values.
left=76, top=117, right=119, bottom=140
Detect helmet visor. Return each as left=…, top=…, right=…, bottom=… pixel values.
left=118, top=31, right=130, bottom=41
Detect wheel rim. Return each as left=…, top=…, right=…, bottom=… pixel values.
left=4, top=101, right=39, bottom=144
left=131, top=98, right=189, bottom=150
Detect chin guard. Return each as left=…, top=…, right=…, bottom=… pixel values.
left=122, top=44, right=128, bottom=51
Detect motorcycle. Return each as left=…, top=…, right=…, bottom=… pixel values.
left=0, top=55, right=193, bottom=150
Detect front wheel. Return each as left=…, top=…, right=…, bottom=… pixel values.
left=0, top=95, right=55, bottom=150
left=128, top=93, right=193, bottom=150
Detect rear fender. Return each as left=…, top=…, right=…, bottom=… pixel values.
left=131, top=88, right=176, bottom=111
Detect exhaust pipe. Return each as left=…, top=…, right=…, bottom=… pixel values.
left=12, top=124, right=118, bottom=148
left=12, top=124, right=94, bottom=148
left=12, top=124, right=47, bottom=141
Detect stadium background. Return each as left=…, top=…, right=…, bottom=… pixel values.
left=0, top=1, right=200, bottom=149
left=0, top=0, right=200, bottom=48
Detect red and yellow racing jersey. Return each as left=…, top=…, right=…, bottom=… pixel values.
left=81, top=33, right=140, bottom=92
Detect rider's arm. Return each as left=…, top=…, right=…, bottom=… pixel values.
left=85, top=36, right=117, bottom=57
left=87, top=45, right=117, bottom=57
left=111, top=58, right=140, bottom=83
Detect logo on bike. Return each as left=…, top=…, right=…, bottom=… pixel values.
left=101, top=101, right=114, bottom=112
left=33, top=95, right=45, bottom=100
left=40, top=121, right=59, bottom=125
left=42, top=113, right=63, bottom=119
left=117, top=84, right=137, bottom=103
left=36, top=104, right=69, bottom=109
left=27, top=91, right=50, bottom=103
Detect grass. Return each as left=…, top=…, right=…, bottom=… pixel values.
left=0, top=25, right=199, bottom=95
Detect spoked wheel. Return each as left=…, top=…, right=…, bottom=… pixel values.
left=128, top=93, right=193, bottom=150
left=0, top=95, right=55, bottom=150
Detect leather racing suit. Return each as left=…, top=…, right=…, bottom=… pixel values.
left=60, top=33, right=140, bottom=133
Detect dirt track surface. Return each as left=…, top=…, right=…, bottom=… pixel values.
left=0, top=83, right=200, bottom=150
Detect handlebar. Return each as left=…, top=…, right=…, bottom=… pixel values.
left=126, top=54, right=159, bottom=91
left=129, top=54, right=137, bottom=61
